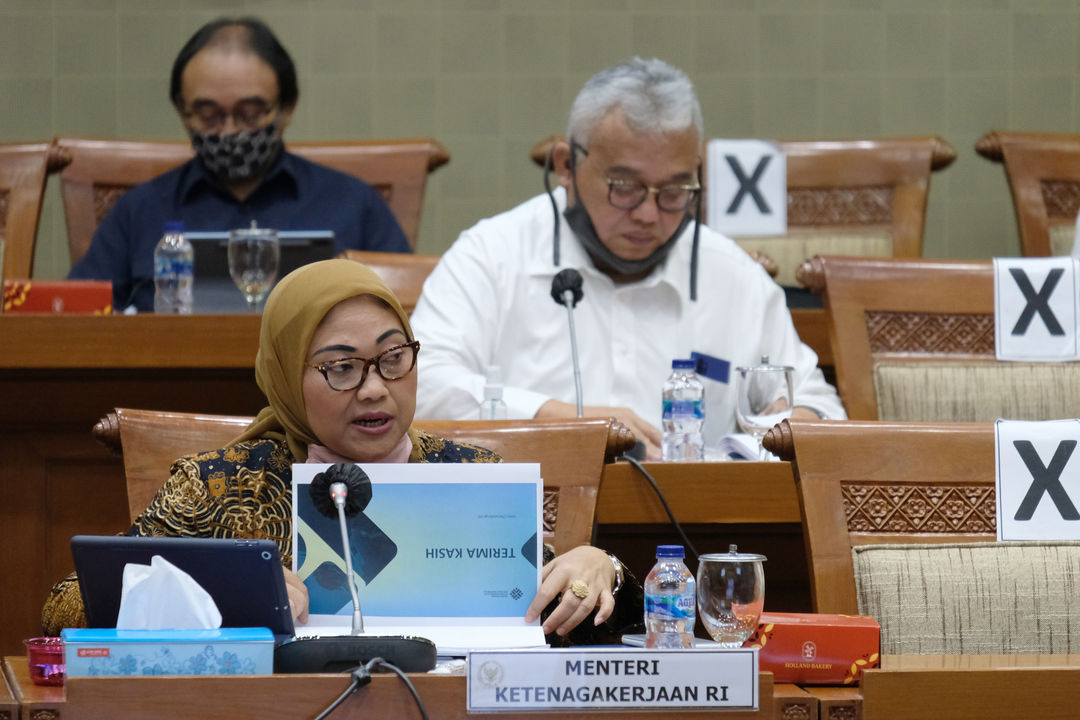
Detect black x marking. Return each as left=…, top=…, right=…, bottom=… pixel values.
left=1009, top=267, right=1065, bottom=336
left=724, top=155, right=772, bottom=214
left=1013, top=439, right=1080, bottom=521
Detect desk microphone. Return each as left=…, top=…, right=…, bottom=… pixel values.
left=273, top=463, right=436, bottom=673
left=551, top=269, right=585, bottom=417
left=309, top=464, right=370, bottom=635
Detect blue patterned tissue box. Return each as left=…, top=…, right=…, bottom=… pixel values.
left=61, top=628, right=274, bottom=677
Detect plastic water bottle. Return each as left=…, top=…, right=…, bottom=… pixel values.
left=153, top=220, right=193, bottom=314
left=661, top=359, right=705, bottom=461
left=478, top=365, right=508, bottom=420
left=644, top=544, right=696, bottom=649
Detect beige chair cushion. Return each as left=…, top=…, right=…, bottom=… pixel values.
left=1049, top=223, right=1075, bottom=257
left=854, top=541, right=1080, bottom=654
left=874, top=361, right=1080, bottom=422
left=735, top=232, right=892, bottom=286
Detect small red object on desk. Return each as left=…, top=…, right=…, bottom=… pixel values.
left=743, top=611, right=880, bottom=685
left=3, top=279, right=112, bottom=314
left=25, top=637, right=65, bottom=686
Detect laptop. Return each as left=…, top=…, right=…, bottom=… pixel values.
left=185, top=230, right=335, bottom=313
left=71, top=535, right=295, bottom=640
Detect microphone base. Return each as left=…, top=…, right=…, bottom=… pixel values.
left=274, top=634, right=437, bottom=673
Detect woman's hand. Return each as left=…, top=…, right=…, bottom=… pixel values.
left=525, top=545, right=617, bottom=636
left=282, top=567, right=309, bottom=624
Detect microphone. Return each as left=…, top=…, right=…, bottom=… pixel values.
left=309, top=464, right=371, bottom=634
left=551, top=269, right=585, bottom=417
left=273, top=463, right=437, bottom=673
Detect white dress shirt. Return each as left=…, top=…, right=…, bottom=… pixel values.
left=411, top=188, right=845, bottom=445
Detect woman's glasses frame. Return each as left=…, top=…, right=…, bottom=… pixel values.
left=307, top=340, right=420, bottom=392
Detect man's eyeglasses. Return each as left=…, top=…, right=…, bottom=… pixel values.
left=605, top=177, right=701, bottom=213
left=182, top=99, right=278, bottom=134
left=307, top=341, right=420, bottom=392
left=571, top=141, right=700, bottom=213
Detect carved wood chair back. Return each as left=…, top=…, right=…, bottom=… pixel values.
left=530, top=134, right=955, bottom=286
left=336, top=249, right=439, bottom=315
left=763, top=418, right=996, bottom=614
left=55, top=137, right=450, bottom=266
left=93, top=408, right=634, bottom=555
left=0, top=141, right=60, bottom=279
left=976, top=130, right=1080, bottom=256
left=804, top=255, right=1000, bottom=420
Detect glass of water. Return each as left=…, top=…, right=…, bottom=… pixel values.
left=228, top=225, right=279, bottom=311
left=696, top=545, right=766, bottom=648
left=734, top=356, right=794, bottom=459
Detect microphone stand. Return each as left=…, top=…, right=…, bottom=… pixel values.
left=560, top=290, right=584, bottom=418
left=330, top=481, right=364, bottom=634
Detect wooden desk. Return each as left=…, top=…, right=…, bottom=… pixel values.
left=0, top=659, right=17, bottom=720
left=3, top=656, right=779, bottom=719
left=0, top=315, right=264, bottom=655
left=597, top=461, right=800, bottom=525
left=861, top=654, right=1080, bottom=720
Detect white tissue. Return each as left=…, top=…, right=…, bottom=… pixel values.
left=115, top=555, right=223, bottom=630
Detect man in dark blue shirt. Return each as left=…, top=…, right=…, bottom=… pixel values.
left=69, top=17, right=409, bottom=312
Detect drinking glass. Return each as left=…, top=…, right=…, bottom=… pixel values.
left=696, top=545, right=766, bottom=649
left=228, top=226, right=280, bottom=311
left=734, top=356, right=794, bottom=459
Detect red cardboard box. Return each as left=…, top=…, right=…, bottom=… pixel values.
left=3, top=280, right=112, bottom=314
left=742, top=612, right=880, bottom=685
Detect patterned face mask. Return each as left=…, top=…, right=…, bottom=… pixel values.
left=189, top=118, right=282, bottom=182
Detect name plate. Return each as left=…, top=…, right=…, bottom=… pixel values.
left=467, top=647, right=758, bottom=712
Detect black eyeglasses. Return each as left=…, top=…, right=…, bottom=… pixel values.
left=570, top=141, right=700, bottom=214
left=182, top=99, right=278, bottom=133
left=307, top=341, right=420, bottom=392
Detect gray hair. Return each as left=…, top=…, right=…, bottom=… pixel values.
left=566, top=57, right=704, bottom=147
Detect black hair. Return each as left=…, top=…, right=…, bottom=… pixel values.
left=169, top=17, right=299, bottom=109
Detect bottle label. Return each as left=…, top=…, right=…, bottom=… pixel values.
left=645, top=592, right=696, bottom=620
left=662, top=399, right=705, bottom=419
left=154, top=257, right=193, bottom=277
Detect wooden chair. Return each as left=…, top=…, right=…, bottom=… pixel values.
left=92, top=408, right=635, bottom=555
left=800, top=255, right=996, bottom=420
left=530, top=134, right=955, bottom=287
left=0, top=141, right=67, bottom=279
left=54, top=137, right=451, bottom=264
left=804, top=253, right=1080, bottom=426
left=763, top=418, right=996, bottom=615
left=337, top=249, right=439, bottom=315
left=976, top=130, right=1080, bottom=256
left=764, top=419, right=1080, bottom=655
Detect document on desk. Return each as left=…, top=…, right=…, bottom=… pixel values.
left=291, top=463, right=546, bottom=654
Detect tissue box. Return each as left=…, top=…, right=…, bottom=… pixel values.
left=3, top=279, right=112, bottom=314
left=742, top=612, right=880, bottom=685
left=61, top=628, right=273, bottom=677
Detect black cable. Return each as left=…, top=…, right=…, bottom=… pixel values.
left=367, top=658, right=430, bottom=720
left=543, top=144, right=561, bottom=267
left=312, top=664, right=371, bottom=720
left=617, top=455, right=699, bottom=562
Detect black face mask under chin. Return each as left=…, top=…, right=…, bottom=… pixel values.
left=562, top=201, right=690, bottom=279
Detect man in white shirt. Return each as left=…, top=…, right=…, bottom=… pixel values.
left=411, top=58, right=845, bottom=457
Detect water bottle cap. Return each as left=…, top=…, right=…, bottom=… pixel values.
left=656, top=544, right=685, bottom=558
left=163, top=220, right=185, bottom=233
left=482, top=365, right=504, bottom=400
left=671, top=359, right=695, bottom=370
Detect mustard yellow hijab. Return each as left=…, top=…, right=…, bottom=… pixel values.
left=232, top=259, right=412, bottom=461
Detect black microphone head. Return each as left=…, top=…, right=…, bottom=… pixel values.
left=308, top=463, right=372, bottom=518
left=551, top=268, right=584, bottom=308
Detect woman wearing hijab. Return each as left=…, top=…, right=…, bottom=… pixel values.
left=42, top=260, right=640, bottom=644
